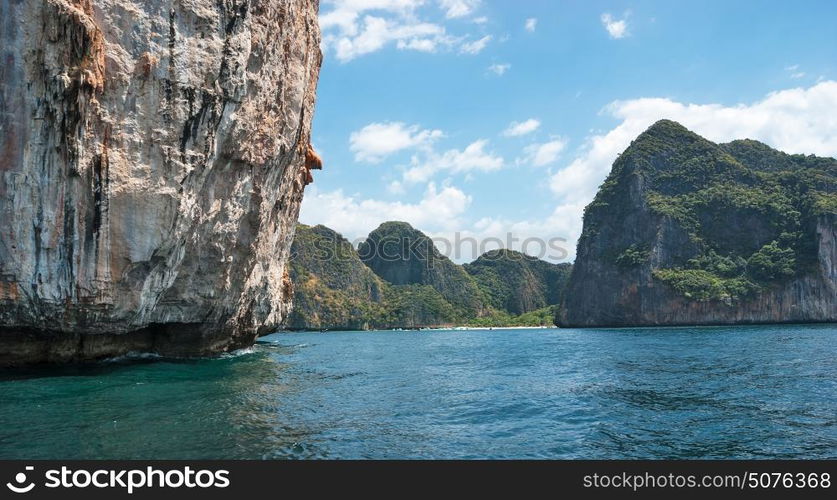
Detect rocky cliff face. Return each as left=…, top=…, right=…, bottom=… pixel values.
left=464, top=249, right=571, bottom=316
left=560, top=120, right=836, bottom=327
left=0, top=0, right=322, bottom=365
left=285, top=224, right=388, bottom=330
left=359, top=221, right=487, bottom=318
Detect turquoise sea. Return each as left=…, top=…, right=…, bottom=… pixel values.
left=0, top=324, right=835, bottom=459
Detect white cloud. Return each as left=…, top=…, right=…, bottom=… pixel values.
left=320, top=0, right=424, bottom=34
left=607, top=80, right=837, bottom=157
left=472, top=16, right=488, bottom=24
left=387, top=180, right=406, bottom=194
left=525, top=18, right=537, bottom=32
left=488, top=63, right=510, bottom=75
left=521, top=138, right=567, bottom=167
left=785, top=64, right=806, bottom=79
left=333, top=16, right=454, bottom=61
left=459, top=35, right=491, bottom=54
left=396, top=37, right=437, bottom=52
left=438, top=0, right=481, bottom=18
left=299, top=182, right=472, bottom=242
left=320, top=0, right=489, bottom=61
left=601, top=12, right=629, bottom=39
left=430, top=204, right=584, bottom=262
left=404, top=139, right=504, bottom=183
left=350, top=122, right=443, bottom=163
left=350, top=121, right=504, bottom=183
left=502, top=118, right=541, bottom=137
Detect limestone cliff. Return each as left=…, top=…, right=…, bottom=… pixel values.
left=359, top=221, right=487, bottom=319
left=285, top=224, right=389, bottom=330
left=464, top=249, right=572, bottom=316
left=560, top=120, right=836, bottom=327
left=0, top=0, right=322, bottom=365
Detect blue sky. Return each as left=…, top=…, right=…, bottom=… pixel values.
left=300, top=0, right=837, bottom=262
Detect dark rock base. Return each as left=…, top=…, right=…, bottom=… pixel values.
left=0, top=324, right=258, bottom=367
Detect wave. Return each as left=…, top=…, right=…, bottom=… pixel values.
left=101, top=352, right=163, bottom=363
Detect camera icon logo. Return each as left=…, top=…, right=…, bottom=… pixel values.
left=6, top=466, right=35, bottom=494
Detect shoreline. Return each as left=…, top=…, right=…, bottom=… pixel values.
left=279, top=325, right=556, bottom=333
left=278, top=321, right=837, bottom=334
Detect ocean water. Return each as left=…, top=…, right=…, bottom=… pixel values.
left=0, top=324, right=835, bottom=459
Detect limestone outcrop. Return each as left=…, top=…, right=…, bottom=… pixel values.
left=0, top=0, right=322, bottom=365
left=560, top=120, right=836, bottom=327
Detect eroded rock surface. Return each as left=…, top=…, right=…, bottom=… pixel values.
left=560, top=120, right=837, bottom=327
left=0, top=0, right=322, bottom=365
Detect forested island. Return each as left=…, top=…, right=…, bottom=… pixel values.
left=284, top=222, right=572, bottom=330
left=560, top=120, right=836, bottom=326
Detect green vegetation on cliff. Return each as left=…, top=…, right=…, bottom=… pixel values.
left=359, top=221, right=486, bottom=318
left=285, top=225, right=388, bottom=330
left=566, top=119, right=836, bottom=322
left=463, top=249, right=571, bottom=315
left=465, top=305, right=559, bottom=327
left=651, top=269, right=759, bottom=301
